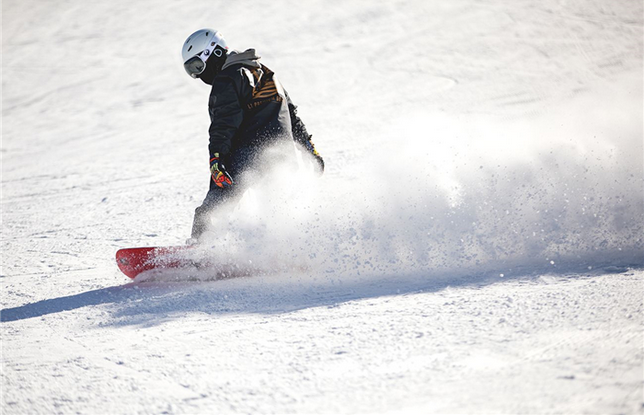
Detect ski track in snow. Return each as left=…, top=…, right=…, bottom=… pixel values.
left=2, top=0, right=643, bottom=414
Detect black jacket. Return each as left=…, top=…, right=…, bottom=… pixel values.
left=207, top=49, right=321, bottom=165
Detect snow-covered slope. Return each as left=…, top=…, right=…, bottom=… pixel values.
left=2, top=0, right=643, bottom=414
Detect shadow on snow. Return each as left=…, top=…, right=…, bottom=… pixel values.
left=1, top=263, right=639, bottom=325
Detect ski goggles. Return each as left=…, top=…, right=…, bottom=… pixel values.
left=183, top=46, right=225, bottom=78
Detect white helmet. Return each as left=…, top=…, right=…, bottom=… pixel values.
left=182, top=29, right=228, bottom=78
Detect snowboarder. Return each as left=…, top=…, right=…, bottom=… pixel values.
left=181, top=28, right=324, bottom=242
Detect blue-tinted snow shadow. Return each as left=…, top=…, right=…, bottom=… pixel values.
left=0, top=283, right=145, bottom=322
left=1, top=263, right=640, bottom=325
left=107, top=263, right=640, bottom=328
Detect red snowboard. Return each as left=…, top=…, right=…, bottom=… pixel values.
left=115, top=246, right=194, bottom=279
left=115, top=246, right=260, bottom=280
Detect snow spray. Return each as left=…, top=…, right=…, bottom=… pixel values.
left=200, top=79, right=643, bottom=280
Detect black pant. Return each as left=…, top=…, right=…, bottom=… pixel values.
left=190, top=141, right=303, bottom=239
left=191, top=147, right=258, bottom=239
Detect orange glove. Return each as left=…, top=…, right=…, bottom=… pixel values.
left=209, top=153, right=233, bottom=188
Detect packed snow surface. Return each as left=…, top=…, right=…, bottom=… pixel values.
left=2, top=0, right=643, bottom=414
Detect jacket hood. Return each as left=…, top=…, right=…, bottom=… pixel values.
left=222, top=48, right=261, bottom=70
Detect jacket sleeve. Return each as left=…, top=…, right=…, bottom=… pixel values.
left=208, top=77, right=244, bottom=157
left=286, top=92, right=321, bottom=159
